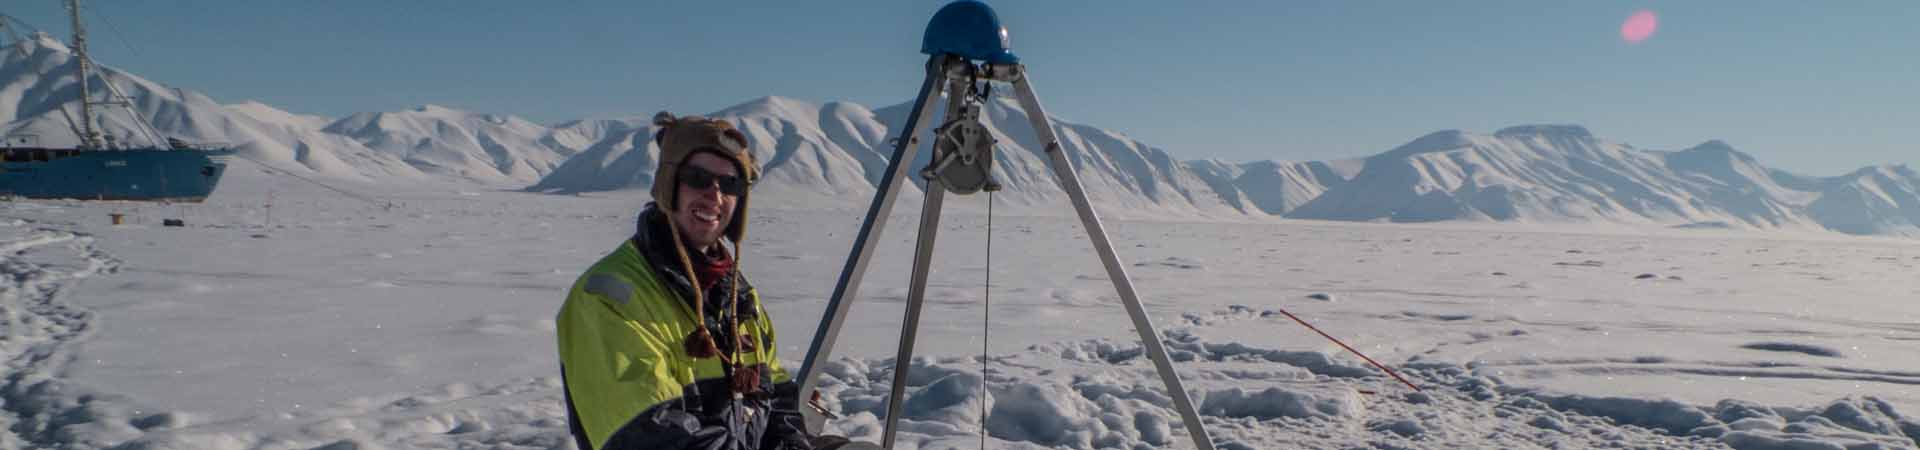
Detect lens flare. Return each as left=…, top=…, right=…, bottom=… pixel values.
left=1621, top=10, right=1658, bottom=44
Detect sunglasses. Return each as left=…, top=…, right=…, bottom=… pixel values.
left=677, top=165, right=748, bottom=196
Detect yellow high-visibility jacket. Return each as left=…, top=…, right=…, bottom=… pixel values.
left=557, top=208, right=805, bottom=450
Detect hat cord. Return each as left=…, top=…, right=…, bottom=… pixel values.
left=665, top=219, right=731, bottom=365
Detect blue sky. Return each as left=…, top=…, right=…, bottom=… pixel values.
left=10, top=1, right=1916, bottom=175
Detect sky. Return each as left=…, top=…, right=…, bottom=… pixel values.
left=7, top=0, right=1916, bottom=175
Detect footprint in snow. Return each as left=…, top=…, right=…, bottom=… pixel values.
left=1739, top=341, right=1843, bottom=358
left=1133, top=256, right=1205, bottom=270
left=1554, top=260, right=1605, bottom=267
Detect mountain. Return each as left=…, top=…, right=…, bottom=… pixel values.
left=533, top=96, right=1278, bottom=219
left=546, top=117, right=652, bottom=156
left=322, top=105, right=577, bottom=184
left=1656, top=140, right=1817, bottom=227
left=1292, top=126, right=1804, bottom=227
left=527, top=102, right=1920, bottom=235
left=1189, top=159, right=1363, bottom=215
left=1, top=33, right=423, bottom=183
left=522, top=116, right=664, bottom=196
left=1286, top=125, right=1920, bottom=235
left=1805, top=165, right=1920, bottom=236
left=528, top=97, right=905, bottom=207
left=2, top=34, right=581, bottom=186
left=6, top=32, right=1918, bottom=236
left=224, top=101, right=331, bottom=130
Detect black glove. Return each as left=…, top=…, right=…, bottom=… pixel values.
left=603, top=406, right=729, bottom=450
left=762, top=381, right=814, bottom=450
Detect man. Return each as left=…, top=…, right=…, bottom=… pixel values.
left=557, top=112, right=864, bottom=450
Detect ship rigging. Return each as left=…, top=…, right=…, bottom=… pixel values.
left=0, top=0, right=235, bottom=202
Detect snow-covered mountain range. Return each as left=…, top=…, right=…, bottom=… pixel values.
left=1, top=34, right=570, bottom=184
left=529, top=95, right=1270, bottom=218
left=1286, top=126, right=1920, bottom=236
left=6, top=34, right=1918, bottom=236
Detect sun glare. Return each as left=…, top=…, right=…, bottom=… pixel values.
left=1621, top=10, right=1659, bottom=44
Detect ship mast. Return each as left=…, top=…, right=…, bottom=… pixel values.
left=65, top=0, right=100, bottom=150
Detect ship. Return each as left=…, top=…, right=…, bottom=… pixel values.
left=0, top=0, right=233, bottom=202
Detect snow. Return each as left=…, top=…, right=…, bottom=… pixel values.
left=536, top=95, right=1293, bottom=220
left=223, top=102, right=333, bottom=131
left=12, top=31, right=1920, bottom=235
left=2, top=37, right=587, bottom=187
left=4, top=180, right=1919, bottom=449
left=4, top=31, right=1920, bottom=450
left=1289, top=129, right=1920, bottom=237
left=523, top=90, right=1920, bottom=236
left=1806, top=165, right=1920, bottom=237
left=321, top=105, right=575, bottom=184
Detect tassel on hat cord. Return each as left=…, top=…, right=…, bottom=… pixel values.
left=654, top=108, right=763, bottom=397
left=666, top=218, right=726, bottom=361
left=665, top=210, right=759, bottom=369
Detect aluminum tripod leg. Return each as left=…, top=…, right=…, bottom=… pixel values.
left=880, top=176, right=948, bottom=450
left=798, top=55, right=952, bottom=412
left=1008, top=68, right=1218, bottom=450
left=880, top=74, right=972, bottom=450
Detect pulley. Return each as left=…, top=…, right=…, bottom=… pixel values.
left=800, top=3, right=1219, bottom=448
left=921, top=102, right=1001, bottom=195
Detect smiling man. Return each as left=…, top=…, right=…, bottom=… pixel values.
left=556, top=112, right=862, bottom=450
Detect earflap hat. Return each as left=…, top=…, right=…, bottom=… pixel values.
left=651, top=111, right=759, bottom=242
left=649, top=111, right=764, bottom=362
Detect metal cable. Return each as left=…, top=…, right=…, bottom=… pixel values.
left=979, top=189, right=992, bottom=450
left=91, top=67, right=168, bottom=148
left=229, top=151, right=388, bottom=207
left=1272, top=307, right=1422, bottom=392
left=73, top=6, right=166, bottom=149
left=83, top=5, right=140, bottom=58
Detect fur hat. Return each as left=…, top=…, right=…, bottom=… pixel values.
left=651, top=111, right=759, bottom=242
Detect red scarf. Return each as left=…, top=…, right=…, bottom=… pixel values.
left=692, top=246, right=734, bottom=292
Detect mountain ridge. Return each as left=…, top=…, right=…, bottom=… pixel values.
left=5, top=35, right=1917, bottom=236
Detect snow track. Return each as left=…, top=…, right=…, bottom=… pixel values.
left=68, top=306, right=1920, bottom=450
left=1, top=196, right=1916, bottom=449
left=0, top=218, right=121, bottom=449
left=106, top=376, right=577, bottom=450
left=806, top=307, right=1920, bottom=449
left=0, top=217, right=582, bottom=450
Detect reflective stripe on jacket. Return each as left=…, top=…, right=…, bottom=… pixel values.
left=557, top=230, right=798, bottom=449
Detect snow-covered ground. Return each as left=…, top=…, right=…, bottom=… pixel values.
left=4, top=171, right=1918, bottom=450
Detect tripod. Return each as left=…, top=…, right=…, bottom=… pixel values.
left=795, top=3, right=1215, bottom=449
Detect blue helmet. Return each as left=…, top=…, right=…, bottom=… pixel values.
left=921, top=0, right=1018, bottom=64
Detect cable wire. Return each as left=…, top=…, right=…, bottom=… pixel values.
left=84, top=5, right=141, bottom=58
left=1272, top=307, right=1421, bottom=392
left=229, top=151, right=389, bottom=207
left=978, top=190, right=993, bottom=450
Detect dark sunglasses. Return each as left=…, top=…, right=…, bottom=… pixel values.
left=677, top=165, right=748, bottom=196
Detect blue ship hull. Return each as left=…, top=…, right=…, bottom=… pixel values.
left=1, top=147, right=234, bottom=202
